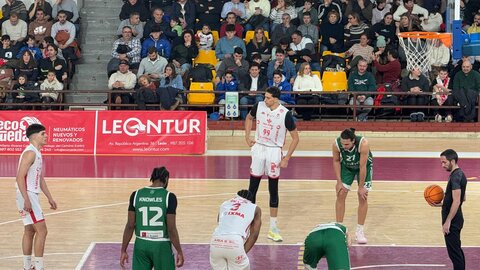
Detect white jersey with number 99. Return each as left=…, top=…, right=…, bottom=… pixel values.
left=254, top=102, right=288, bottom=148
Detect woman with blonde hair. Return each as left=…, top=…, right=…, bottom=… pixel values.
left=293, top=62, right=322, bottom=121
left=246, top=27, right=271, bottom=62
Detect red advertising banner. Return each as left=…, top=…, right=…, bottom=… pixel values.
left=0, top=111, right=96, bottom=155
left=0, top=111, right=207, bottom=155
left=95, top=111, right=207, bottom=155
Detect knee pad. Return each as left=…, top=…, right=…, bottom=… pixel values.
left=268, top=177, right=279, bottom=208
left=248, top=175, right=262, bottom=203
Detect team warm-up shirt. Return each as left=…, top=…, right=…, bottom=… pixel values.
left=128, top=187, right=177, bottom=241
left=335, top=135, right=373, bottom=170
left=250, top=101, right=296, bottom=147
left=442, top=168, right=467, bottom=223
left=213, top=196, right=257, bottom=239
left=16, top=144, right=42, bottom=193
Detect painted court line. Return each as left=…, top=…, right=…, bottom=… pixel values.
left=75, top=242, right=96, bottom=270
left=351, top=264, right=446, bottom=269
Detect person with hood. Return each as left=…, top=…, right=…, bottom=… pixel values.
left=141, top=25, right=171, bottom=59
left=269, top=70, right=294, bottom=105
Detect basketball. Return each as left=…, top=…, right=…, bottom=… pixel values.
left=424, top=185, right=444, bottom=205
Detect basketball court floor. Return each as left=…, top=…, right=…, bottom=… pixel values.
left=0, top=132, right=479, bottom=269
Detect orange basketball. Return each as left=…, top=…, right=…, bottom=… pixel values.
left=424, top=185, right=444, bottom=205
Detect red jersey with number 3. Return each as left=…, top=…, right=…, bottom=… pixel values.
left=255, top=102, right=288, bottom=147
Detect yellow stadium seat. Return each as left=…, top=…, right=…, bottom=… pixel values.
left=194, top=50, right=218, bottom=67
left=244, top=30, right=270, bottom=44
left=211, top=70, right=216, bottom=83
left=321, top=71, right=348, bottom=92
left=188, top=82, right=215, bottom=105
left=311, top=71, right=321, bottom=79
left=322, top=51, right=345, bottom=58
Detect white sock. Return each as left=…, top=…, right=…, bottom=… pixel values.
left=35, top=257, right=44, bottom=270
left=23, top=255, right=31, bottom=269
left=357, top=224, right=364, bottom=232
left=270, top=217, right=278, bottom=230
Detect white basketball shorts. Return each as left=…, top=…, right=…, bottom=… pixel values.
left=250, top=143, right=282, bottom=178
left=16, top=190, right=44, bottom=225
left=209, top=234, right=249, bottom=270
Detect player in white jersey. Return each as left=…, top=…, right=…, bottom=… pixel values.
left=16, top=124, right=57, bottom=270
left=210, top=190, right=262, bottom=270
left=244, top=86, right=299, bottom=242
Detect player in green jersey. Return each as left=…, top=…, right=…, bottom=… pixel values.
left=332, top=128, right=373, bottom=244
left=120, top=167, right=184, bottom=270
left=303, top=222, right=351, bottom=270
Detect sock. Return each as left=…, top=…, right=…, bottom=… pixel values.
left=270, top=217, right=278, bottom=230
left=35, top=257, right=44, bottom=270
left=357, top=224, right=364, bottom=232
left=23, top=255, right=31, bottom=270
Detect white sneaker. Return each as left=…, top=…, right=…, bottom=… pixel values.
left=435, top=114, right=442, bottom=122
left=356, top=230, right=368, bottom=244
left=445, top=115, right=453, bottom=122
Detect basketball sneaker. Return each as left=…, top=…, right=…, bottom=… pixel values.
left=268, top=228, right=283, bottom=242
left=355, top=230, right=368, bottom=244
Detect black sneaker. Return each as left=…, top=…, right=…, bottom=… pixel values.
left=410, top=112, right=418, bottom=122
left=417, top=112, right=425, bottom=122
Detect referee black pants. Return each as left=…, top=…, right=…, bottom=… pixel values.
left=444, top=224, right=465, bottom=270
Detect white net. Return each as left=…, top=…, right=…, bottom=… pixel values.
left=398, top=36, right=437, bottom=74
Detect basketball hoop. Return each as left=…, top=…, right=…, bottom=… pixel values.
left=398, top=32, right=452, bottom=73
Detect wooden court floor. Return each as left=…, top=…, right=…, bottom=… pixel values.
left=0, top=134, right=479, bottom=269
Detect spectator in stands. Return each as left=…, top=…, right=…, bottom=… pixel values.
left=345, top=34, right=374, bottom=70
left=251, top=53, right=268, bottom=77
left=215, top=47, right=249, bottom=84
left=267, top=48, right=296, bottom=84
left=288, top=30, right=320, bottom=71
left=246, top=27, right=270, bottom=61
left=370, top=12, right=396, bottom=47
left=195, top=0, right=223, bottom=31
left=221, top=0, right=247, bottom=21
left=373, top=49, right=401, bottom=87
left=39, top=44, right=67, bottom=81
left=16, top=35, right=42, bottom=62
left=119, top=0, right=149, bottom=22
left=195, top=24, right=214, bottom=50
left=421, top=6, right=443, bottom=32
left=1, top=0, right=27, bottom=23
left=344, top=0, right=373, bottom=24
left=293, top=62, right=322, bottom=121
left=270, top=13, right=296, bottom=46
left=39, top=36, right=64, bottom=60
left=170, top=17, right=183, bottom=37
left=215, top=70, right=238, bottom=117
left=371, top=0, right=391, bottom=25
left=117, top=12, right=144, bottom=40
left=296, top=0, right=318, bottom=26
left=28, top=8, right=53, bottom=43
left=244, top=0, right=270, bottom=32
left=0, top=35, right=18, bottom=63
left=11, top=73, right=33, bottom=109
left=401, top=67, right=430, bottom=122
left=108, top=60, right=137, bottom=109
left=136, top=75, right=160, bottom=110
left=40, top=70, right=63, bottom=109
left=430, top=40, right=450, bottom=81
left=149, top=0, right=173, bottom=15
left=269, top=69, right=294, bottom=105
left=144, top=8, right=176, bottom=41
left=170, top=30, right=198, bottom=75
left=138, top=46, right=168, bottom=82
left=28, top=0, right=52, bottom=22
left=219, top=12, right=244, bottom=38
left=109, top=26, right=141, bottom=75
left=397, top=12, right=423, bottom=32
left=239, top=62, right=268, bottom=119
left=13, top=50, right=38, bottom=81
left=52, top=0, right=80, bottom=32
left=465, top=1, right=480, bottom=27
left=431, top=67, right=453, bottom=123
left=344, top=12, right=369, bottom=50
left=215, top=24, right=246, bottom=61
left=297, top=12, right=318, bottom=46
left=317, top=0, right=342, bottom=24
left=348, top=58, right=376, bottom=121
left=319, top=10, right=344, bottom=54
left=172, top=0, right=196, bottom=32
left=51, top=10, right=77, bottom=62
left=141, top=25, right=171, bottom=59
left=270, top=0, right=297, bottom=32
left=159, top=63, right=184, bottom=110
left=270, top=37, right=289, bottom=60
left=2, top=12, right=28, bottom=46
left=467, top=13, right=480, bottom=34
left=452, top=60, right=480, bottom=122
left=393, top=0, right=429, bottom=22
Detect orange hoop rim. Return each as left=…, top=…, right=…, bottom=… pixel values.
left=398, top=31, right=452, bottom=47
